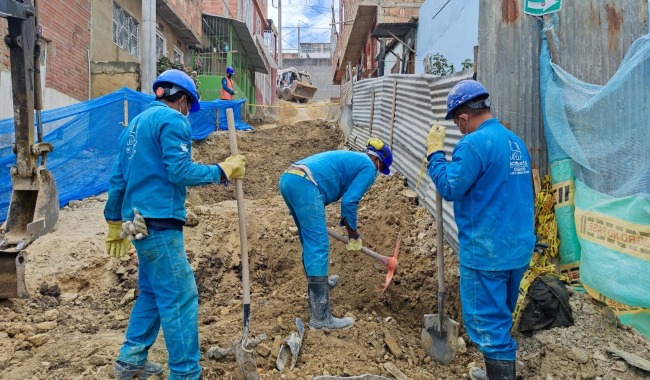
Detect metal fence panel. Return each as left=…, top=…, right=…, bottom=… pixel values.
left=478, top=0, right=649, bottom=176
left=350, top=71, right=474, bottom=252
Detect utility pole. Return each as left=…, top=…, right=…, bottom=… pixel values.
left=141, top=0, right=156, bottom=94
left=278, top=0, right=283, bottom=68
left=297, top=20, right=301, bottom=58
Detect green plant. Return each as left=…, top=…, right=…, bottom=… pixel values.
left=156, top=56, right=201, bottom=95
left=429, top=53, right=455, bottom=76
left=461, top=59, right=473, bottom=70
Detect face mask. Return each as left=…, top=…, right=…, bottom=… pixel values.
left=181, top=99, right=190, bottom=117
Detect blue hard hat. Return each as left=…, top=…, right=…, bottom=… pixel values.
left=226, top=66, right=235, bottom=75
left=366, top=140, right=393, bottom=175
left=445, top=80, right=489, bottom=120
left=153, top=69, right=201, bottom=113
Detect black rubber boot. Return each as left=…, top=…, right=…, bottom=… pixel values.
left=485, top=358, right=516, bottom=380
left=308, top=276, right=354, bottom=330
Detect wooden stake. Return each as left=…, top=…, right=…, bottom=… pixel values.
left=389, top=80, right=397, bottom=149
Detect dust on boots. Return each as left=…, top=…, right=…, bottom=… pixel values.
left=469, top=358, right=516, bottom=380
left=307, top=276, right=354, bottom=330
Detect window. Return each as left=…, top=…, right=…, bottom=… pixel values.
left=173, top=46, right=184, bottom=64
left=112, top=2, right=139, bottom=56
left=156, top=30, right=167, bottom=58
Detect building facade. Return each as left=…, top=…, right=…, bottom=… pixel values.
left=0, top=0, right=92, bottom=118
left=331, top=0, right=423, bottom=85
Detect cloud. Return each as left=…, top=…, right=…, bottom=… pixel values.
left=267, top=0, right=338, bottom=49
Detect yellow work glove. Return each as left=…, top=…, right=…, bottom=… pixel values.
left=218, top=154, right=246, bottom=183
left=346, top=237, right=363, bottom=251
left=106, top=221, right=130, bottom=258
left=367, top=138, right=384, bottom=150
left=426, top=125, right=446, bottom=156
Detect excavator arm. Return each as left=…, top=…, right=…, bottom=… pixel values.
left=0, top=0, right=59, bottom=299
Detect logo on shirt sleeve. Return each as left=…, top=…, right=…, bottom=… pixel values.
left=509, top=140, right=530, bottom=175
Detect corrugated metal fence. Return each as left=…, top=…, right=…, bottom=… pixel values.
left=348, top=71, right=473, bottom=252
left=478, top=0, right=649, bottom=176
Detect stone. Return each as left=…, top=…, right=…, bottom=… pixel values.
left=612, top=360, right=628, bottom=372
left=458, top=336, right=467, bottom=353
left=185, top=211, right=199, bottom=227
left=383, top=329, right=403, bottom=358
left=417, top=232, right=426, bottom=240
left=383, top=362, right=407, bottom=380
left=120, top=289, right=136, bottom=305
left=28, top=333, right=50, bottom=347
left=256, top=343, right=271, bottom=358
left=35, top=321, right=57, bottom=332
left=568, top=348, right=589, bottom=364
left=400, top=189, right=419, bottom=204
left=60, top=293, right=78, bottom=302
left=43, top=309, right=59, bottom=321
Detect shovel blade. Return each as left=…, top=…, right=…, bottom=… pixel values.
left=421, top=313, right=460, bottom=365
left=233, top=340, right=259, bottom=380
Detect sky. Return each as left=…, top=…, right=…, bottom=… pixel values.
left=267, top=0, right=338, bottom=51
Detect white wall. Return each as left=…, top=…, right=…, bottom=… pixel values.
left=0, top=70, right=78, bottom=120
left=416, top=0, right=479, bottom=74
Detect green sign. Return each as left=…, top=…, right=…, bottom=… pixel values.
left=524, top=0, right=562, bottom=16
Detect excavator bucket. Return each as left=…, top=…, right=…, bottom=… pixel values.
left=290, top=81, right=317, bottom=102
left=0, top=167, right=59, bottom=299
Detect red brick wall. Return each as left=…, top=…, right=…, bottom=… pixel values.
left=39, top=0, right=91, bottom=101
left=203, top=0, right=240, bottom=18
left=166, top=0, right=202, bottom=38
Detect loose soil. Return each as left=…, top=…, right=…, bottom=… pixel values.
left=0, top=101, right=648, bottom=380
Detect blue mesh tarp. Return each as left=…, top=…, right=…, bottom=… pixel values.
left=541, top=16, right=650, bottom=337
left=0, top=87, right=252, bottom=221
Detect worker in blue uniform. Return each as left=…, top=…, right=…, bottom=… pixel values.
left=279, top=138, right=393, bottom=330
left=425, top=80, right=535, bottom=380
left=104, top=69, right=245, bottom=380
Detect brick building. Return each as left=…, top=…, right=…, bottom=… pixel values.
left=331, top=0, right=422, bottom=85
left=201, top=0, right=278, bottom=107
left=1, top=0, right=92, bottom=118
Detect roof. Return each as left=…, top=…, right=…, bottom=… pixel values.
left=157, top=1, right=201, bottom=45
left=203, top=14, right=269, bottom=74
left=371, top=22, right=417, bottom=39
left=231, top=18, right=269, bottom=74
left=336, top=4, right=377, bottom=83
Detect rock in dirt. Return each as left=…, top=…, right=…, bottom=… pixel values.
left=400, top=189, right=419, bottom=204
left=38, top=283, right=61, bottom=297
left=256, top=343, right=271, bottom=358
left=35, top=321, right=57, bottom=332
left=120, top=289, right=136, bottom=305
left=28, top=333, right=50, bottom=347
left=383, top=362, right=407, bottom=380
left=458, top=336, right=467, bottom=353
left=383, top=329, right=403, bottom=358
left=567, top=347, right=589, bottom=364
left=185, top=211, right=199, bottom=227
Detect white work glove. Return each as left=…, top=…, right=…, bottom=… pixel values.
left=119, top=208, right=148, bottom=241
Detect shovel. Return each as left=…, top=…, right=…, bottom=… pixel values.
left=421, top=189, right=459, bottom=365
left=226, top=108, right=259, bottom=380
left=326, top=228, right=399, bottom=292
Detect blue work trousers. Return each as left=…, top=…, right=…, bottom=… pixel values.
left=459, top=264, right=528, bottom=361
left=117, top=228, right=202, bottom=380
left=279, top=172, right=329, bottom=276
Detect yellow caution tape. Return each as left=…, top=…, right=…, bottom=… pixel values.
left=512, top=175, right=566, bottom=330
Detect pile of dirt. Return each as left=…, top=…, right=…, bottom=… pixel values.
left=0, top=102, right=648, bottom=380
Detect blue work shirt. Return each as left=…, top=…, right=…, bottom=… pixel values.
left=427, top=118, right=535, bottom=270
left=104, top=101, right=222, bottom=222
left=295, top=151, right=378, bottom=230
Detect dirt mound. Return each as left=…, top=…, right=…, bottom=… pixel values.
left=0, top=101, right=648, bottom=379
